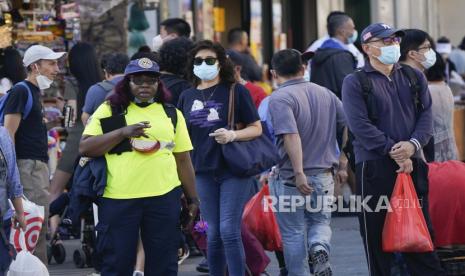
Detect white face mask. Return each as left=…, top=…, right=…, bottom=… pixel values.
left=152, top=35, right=164, bottom=52
left=421, top=49, right=437, bottom=69
left=193, top=62, right=220, bottom=81
left=35, top=65, right=53, bottom=90
left=303, top=67, right=310, bottom=82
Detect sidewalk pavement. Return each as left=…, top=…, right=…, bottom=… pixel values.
left=48, top=216, right=368, bottom=276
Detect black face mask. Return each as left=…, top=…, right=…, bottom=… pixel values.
left=135, top=102, right=152, bottom=108
left=134, top=97, right=155, bottom=107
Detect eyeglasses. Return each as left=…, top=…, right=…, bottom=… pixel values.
left=130, top=76, right=159, bottom=85
left=194, top=57, right=218, bottom=66
left=417, top=45, right=432, bottom=52
left=369, top=36, right=402, bottom=45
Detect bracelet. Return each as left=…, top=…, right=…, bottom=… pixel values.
left=187, top=197, right=200, bottom=206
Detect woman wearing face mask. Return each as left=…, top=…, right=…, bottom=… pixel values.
left=79, top=58, right=199, bottom=276
left=178, top=40, right=262, bottom=276
left=399, top=29, right=438, bottom=162
left=424, top=52, right=459, bottom=161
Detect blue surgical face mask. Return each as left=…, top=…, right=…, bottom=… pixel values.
left=193, top=62, right=220, bottom=81
left=348, top=30, right=358, bottom=45
left=373, top=44, right=401, bottom=65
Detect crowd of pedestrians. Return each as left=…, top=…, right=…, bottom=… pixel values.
left=1, top=11, right=465, bottom=276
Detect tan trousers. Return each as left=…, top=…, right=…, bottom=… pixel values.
left=17, top=159, right=50, bottom=266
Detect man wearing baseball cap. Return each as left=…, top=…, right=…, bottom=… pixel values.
left=3, top=44, right=65, bottom=265
left=342, top=23, right=444, bottom=275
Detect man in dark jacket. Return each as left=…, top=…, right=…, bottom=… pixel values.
left=342, top=23, right=444, bottom=276
left=311, top=14, right=357, bottom=99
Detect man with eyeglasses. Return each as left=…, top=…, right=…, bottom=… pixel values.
left=342, top=23, right=445, bottom=276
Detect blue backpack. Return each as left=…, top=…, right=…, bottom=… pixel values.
left=0, top=81, right=33, bottom=126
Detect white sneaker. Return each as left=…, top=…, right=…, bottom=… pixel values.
left=178, top=246, right=190, bottom=265
left=133, top=271, right=144, bottom=276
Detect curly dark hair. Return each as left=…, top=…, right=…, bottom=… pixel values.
left=187, top=40, right=235, bottom=86
left=107, top=73, right=170, bottom=110
left=159, top=37, right=194, bottom=77
left=130, top=51, right=159, bottom=63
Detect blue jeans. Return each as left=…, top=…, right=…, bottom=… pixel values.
left=196, top=172, right=254, bottom=276
left=269, top=171, right=334, bottom=276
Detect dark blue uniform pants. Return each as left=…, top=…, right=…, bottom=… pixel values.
left=96, top=187, right=182, bottom=276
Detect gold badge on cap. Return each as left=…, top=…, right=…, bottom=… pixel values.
left=138, top=58, right=153, bottom=69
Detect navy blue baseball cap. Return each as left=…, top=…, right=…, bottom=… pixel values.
left=124, top=57, right=160, bottom=76
left=360, top=23, right=405, bottom=44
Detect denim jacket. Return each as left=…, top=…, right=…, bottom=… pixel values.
left=0, top=127, right=23, bottom=220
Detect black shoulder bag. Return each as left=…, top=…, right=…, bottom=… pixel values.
left=221, top=84, right=279, bottom=177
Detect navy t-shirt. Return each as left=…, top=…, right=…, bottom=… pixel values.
left=178, top=83, right=259, bottom=173
left=4, top=81, right=48, bottom=162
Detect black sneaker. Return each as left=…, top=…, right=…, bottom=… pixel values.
left=278, top=267, right=288, bottom=276
left=311, top=245, right=332, bottom=276
left=189, top=245, right=203, bottom=257
left=196, top=258, right=209, bottom=273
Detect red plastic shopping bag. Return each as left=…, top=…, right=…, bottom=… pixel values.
left=382, top=173, right=433, bottom=252
left=242, top=184, right=282, bottom=251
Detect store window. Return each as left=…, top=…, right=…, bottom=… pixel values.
left=272, top=0, right=286, bottom=52
left=250, top=0, right=262, bottom=65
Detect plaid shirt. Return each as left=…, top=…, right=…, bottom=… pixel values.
left=0, top=127, right=22, bottom=220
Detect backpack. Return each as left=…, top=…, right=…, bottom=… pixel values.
left=162, top=77, right=186, bottom=91
left=343, top=64, right=422, bottom=171
left=0, top=81, right=33, bottom=126
left=96, top=80, right=115, bottom=94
